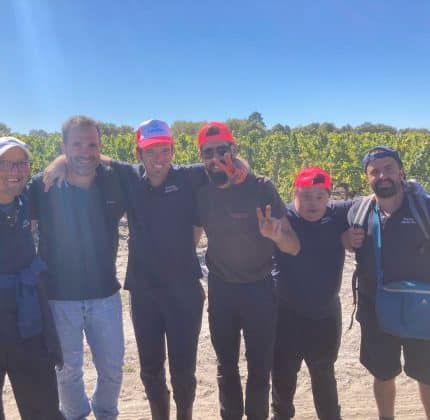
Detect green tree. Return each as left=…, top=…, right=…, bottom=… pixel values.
left=0, top=123, right=11, bottom=136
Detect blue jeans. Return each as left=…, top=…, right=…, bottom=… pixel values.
left=49, top=291, right=124, bottom=420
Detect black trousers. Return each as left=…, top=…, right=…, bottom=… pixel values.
left=0, top=335, right=63, bottom=420
left=130, top=282, right=204, bottom=411
left=272, top=304, right=342, bottom=420
left=208, top=274, right=277, bottom=420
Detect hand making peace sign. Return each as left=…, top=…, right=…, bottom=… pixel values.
left=256, top=204, right=283, bottom=242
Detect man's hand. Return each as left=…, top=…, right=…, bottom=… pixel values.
left=216, top=154, right=248, bottom=185
left=341, top=227, right=365, bottom=251
left=256, top=204, right=282, bottom=241
left=43, top=155, right=67, bottom=192
left=257, top=205, right=300, bottom=255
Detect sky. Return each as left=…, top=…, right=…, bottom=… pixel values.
left=1, top=0, right=429, bottom=133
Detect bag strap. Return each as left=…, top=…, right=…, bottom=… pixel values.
left=348, top=264, right=360, bottom=330
left=372, top=204, right=384, bottom=288
left=406, top=180, right=430, bottom=220
left=404, top=182, right=430, bottom=242
left=352, top=198, right=373, bottom=228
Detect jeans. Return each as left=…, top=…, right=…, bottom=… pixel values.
left=0, top=335, right=64, bottom=420
left=49, top=291, right=124, bottom=420
left=208, top=274, right=277, bottom=420
left=272, top=305, right=342, bottom=420
left=130, top=282, right=204, bottom=413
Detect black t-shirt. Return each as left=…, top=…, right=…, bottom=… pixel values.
left=274, top=201, right=351, bottom=319
left=0, top=195, right=35, bottom=342
left=197, top=174, right=285, bottom=283
left=111, top=161, right=206, bottom=291
left=348, top=194, right=430, bottom=302
left=27, top=166, right=125, bottom=300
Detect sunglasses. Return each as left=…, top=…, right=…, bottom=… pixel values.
left=0, top=160, right=31, bottom=172
left=201, top=145, right=231, bottom=160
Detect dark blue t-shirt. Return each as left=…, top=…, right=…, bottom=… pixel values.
left=111, top=161, right=206, bottom=291
left=27, top=166, right=125, bottom=300
left=274, top=201, right=352, bottom=319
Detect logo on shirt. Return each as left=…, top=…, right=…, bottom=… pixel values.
left=106, top=200, right=117, bottom=206
left=164, top=185, right=179, bottom=194
left=22, top=219, right=30, bottom=230
left=320, top=216, right=332, bottom=225
left=401, top=217, right=417, bottom=225
left=230, top=212, right=249, bottom=219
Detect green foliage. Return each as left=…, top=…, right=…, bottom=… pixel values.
left=0, top=122, right=11, bottom=136
left=7, top=118, right=430, bottom=201
left=23, top=133, right=62, bottom=175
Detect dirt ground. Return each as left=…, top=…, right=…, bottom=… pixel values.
left=3, top=226, right=427, bottom=419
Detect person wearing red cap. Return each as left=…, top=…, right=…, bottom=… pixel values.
left=272, top=167, right=352, bottom=420
left=196, top=122, right=300, bottom=420
left=115, top=119, right=206, bottom=420
left=43, top=118, right=248, bottom=420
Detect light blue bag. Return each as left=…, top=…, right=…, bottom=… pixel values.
left=373, top=205, right=430, bottom=340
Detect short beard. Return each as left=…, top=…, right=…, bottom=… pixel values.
left=372, top=179, right=399, bottom=198
left=207, top=168, right=229, bottom=186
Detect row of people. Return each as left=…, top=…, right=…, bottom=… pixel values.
left=0, top=117, right=429, bottom=420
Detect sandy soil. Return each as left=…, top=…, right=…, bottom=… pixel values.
left=3, top=226, right=427, bottom=419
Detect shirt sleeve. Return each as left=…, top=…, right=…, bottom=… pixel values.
left=183, top=164, right=209, bottom=192
left=25, top=175, right=42, bottom=220
left=259, top=178, right=286, bottom=219
left=346, top=199, right=361, bottom=227
left=110, top=160, right=140, bottom=212
left=333, top=200, right=354, bottom=232
left=110, top=160, right=137, bottom=183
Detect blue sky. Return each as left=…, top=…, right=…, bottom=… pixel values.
left=1, top=0, right=429, bottom=133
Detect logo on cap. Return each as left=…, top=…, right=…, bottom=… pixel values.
left=135, top=119, right=174, bottom=149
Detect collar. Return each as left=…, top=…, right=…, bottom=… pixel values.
left=141, top=165, right=174, bottom=190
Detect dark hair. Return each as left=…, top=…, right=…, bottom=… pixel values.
left=62, top=115, right=101, bottom=143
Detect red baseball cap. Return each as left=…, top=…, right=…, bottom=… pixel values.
left=294, top=167, right=331, bottom=189
left=135, top=119, right=174, bottom=149
left=197, top=122, right=235, bottom=148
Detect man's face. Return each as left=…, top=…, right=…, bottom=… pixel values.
left=366, top=156, right=404, bottom=198
left=294, top=187, right=330, bottom=222
left=0, top=147, right=31, bottom=203
left=61, top=126, right=101, bottom=177
left=200, top=140, right=234, bottom=187
left=137, top=143, right=173, bottom=187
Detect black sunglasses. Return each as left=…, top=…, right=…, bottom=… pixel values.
left=201, top=145, right=231, bottom=160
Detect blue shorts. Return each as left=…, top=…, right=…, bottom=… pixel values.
left=358, top=297, right=430, bottom=384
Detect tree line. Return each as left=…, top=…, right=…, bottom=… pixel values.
left=2, top=113, right=429, bottom=201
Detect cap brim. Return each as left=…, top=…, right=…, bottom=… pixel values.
left=137, top=137, right=175, bottom=149
left=0, top=144, right=31, bottom=159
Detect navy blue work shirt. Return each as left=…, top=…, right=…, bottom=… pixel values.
left=111, top=161, right=206, bottom=292
left=348, top=194, right=430, bottom=302
left=274, top=201, right=352, bottom=319
left=27, top=166, right=125, bottom=300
